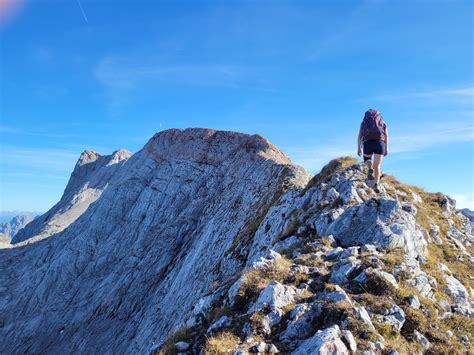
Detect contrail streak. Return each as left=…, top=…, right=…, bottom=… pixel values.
left=77, top=0, right=88, bottom=23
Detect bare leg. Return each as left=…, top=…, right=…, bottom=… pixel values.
left=373, top=154, right=383, bottom=184
left=364, top=154, right=372, bottom=169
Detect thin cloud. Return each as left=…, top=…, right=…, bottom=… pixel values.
left=284, top=146, right=355, bottom=173
left=285, top=123, right=474, bottom=173
left=76, top=0, right=88, bottom=23
left=450, top=193, right=474, bottom=211
left=0, top=171, right=67, bottom=180
left=0, top=125, right=19, bottom=133
left=94, top=55, right=275, bottom=114
left=360, top=87, right=474, bottom=102
left=390, top=125, right=474, bottom=153
left=95, top=56, right=247, bottom=89
left=0, top=145, right=80, bottom=172
left=0, top=125, right=87, bottom=140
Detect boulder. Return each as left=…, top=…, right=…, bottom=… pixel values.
left=413, top=330, right=431, bottom=349
left=329, top=260, right=360, bottom=285
left=316, top=285, right=352, bottom=305
left=444, top=275, right=473, bottom=316
left=353, top=306, right=375, bottom=331
left=380, top=305, right=406, bottom=331
left=207, top=315, right=232, bottom=334
left=361, top=244, right=377, bottom=254
left=291, top=325, right=349, bottom=355
left=175, top=341, right=189, bottom=351
left=441, top=195, right=456, bottom=213
left=406, top=274, right=435, bottom=299
left=250, top=281, right=298, bottom=314
left=272, top=236, right=300, bottom=253
left=325, top=247, right=344, bottom=260
left=354, top=268, right=398, bottom=289
left=342, top=330, right=357, bottom=353
left=324, top=198, right=427, bottom=258
left=407, top=295, right=421, bottom=309
left=281, top=303, right=323, bottom=340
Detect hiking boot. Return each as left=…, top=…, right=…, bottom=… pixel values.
left=367, top=168, right=374, bottom=180
left=373, top=183, right=380, bottom=193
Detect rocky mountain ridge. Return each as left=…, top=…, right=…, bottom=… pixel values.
left=0, top=128, right=472, bottom=355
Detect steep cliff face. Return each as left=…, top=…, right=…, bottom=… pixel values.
left=0, top=128, right=310, bottom=354
left=1, top=129, right=472, bottom=355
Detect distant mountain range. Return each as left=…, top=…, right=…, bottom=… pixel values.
left=0, top=211, right=42, bottom=224
left=0, top=214, right=39, bottom=244
left=459, top=208, right=474, bottom=220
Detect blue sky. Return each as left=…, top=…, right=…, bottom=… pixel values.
left=0, top=0, right=473, bottom=212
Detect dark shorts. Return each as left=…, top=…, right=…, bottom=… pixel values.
left=363, top=139, right=386, bottom=156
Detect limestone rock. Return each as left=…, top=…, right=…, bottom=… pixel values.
left=444, top=275, right=473, bottom=316
left=207, top=315, right=232, bottom=334
left=342, top=329, right=357, bottom=353
left=281, top=303, right=323, bottom=340
left=0, top=129, right=310, bottom=354
left=291, top=325, right=349, bottom=355
left=325, top=247, right=344, bottom=260
left=353, top=306, right=375, bottom=331
left=413, top=330, right=431, bottom=349
left=316, top=285, right=352, bottom=304
left=379, top=305, right=406, bottom=331
left=407, top=295, right=421, bottom=309
left=329, top=259, right=360, bottom=285
left=175, top=341, right=189, bottom=351
left=250, top=281, right=298, bottom=314
left=324, top=198, right=427, bottom=258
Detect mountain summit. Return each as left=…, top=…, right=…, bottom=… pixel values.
left=1, top=129, right=472, bottom=354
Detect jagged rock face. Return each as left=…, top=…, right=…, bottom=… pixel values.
left=0, top=129, right=310, bottom=354
left=325, top=199, right=427, bottom=258
left=245, top=164, right=429, bottom=265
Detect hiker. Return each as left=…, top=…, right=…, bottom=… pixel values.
left=357, top=109, right=389, bottom=193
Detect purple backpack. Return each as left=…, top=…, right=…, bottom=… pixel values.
left=361, top=109, right=386, bottom=141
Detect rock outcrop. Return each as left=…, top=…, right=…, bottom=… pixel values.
left=0, top=128, right=472, bottom=355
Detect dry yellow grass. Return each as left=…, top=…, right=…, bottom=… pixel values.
left=157, top=327, right=196, bottom=355
left=383, top=335, right=423, bottom=355
left=235, top=256, right=292, bottom=308
left=382, top=174, right=474, bottom=292
left=203, top=331, right=240, bottom=354
left=380, top=248, right=405, bottom=264
left=306, top=156, right=359, bottom=189
left=294, top=253, right=325, bottom=268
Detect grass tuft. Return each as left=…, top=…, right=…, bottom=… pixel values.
left=203, top=331, right=240, bottom=354
left=306, top=156, right=358, bottom=189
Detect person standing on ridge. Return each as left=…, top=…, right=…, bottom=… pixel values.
left=357, top=109, right=389, bottom=193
